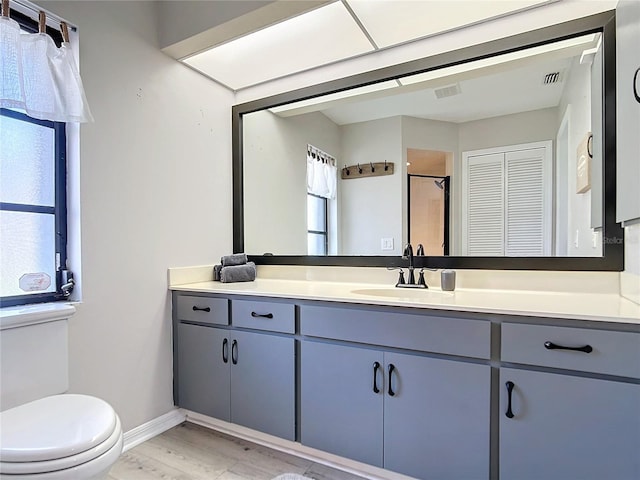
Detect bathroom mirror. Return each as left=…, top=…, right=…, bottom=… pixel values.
left=233, top=10, right=624, bottom=270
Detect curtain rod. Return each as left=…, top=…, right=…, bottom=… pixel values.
left=9, top=0, right=77, bottom=31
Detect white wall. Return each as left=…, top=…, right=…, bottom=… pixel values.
left=39, top=0, right=233, bottom=432
left=243, top=110, right=340, bottom=255
left=340, top=117, right=402, bottom=255
left=557, top=57, right=601, bottom=257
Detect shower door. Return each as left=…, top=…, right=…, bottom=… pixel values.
left=408, top=175, right=450, bottom=256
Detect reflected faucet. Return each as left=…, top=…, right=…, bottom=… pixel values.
left=416, top=244, right=425, bottom=256
left=402, top=243, right=416, bottom=285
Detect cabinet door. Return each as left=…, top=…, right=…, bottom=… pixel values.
left=177, top=323, right=230, bottom=420
left=616, top=0, right=640, bottom=223
left=384, top=353, right=490, bottom=480
left=300, top=341, right=384, bottom=467
left=500, top=368, right=640, bottom=480
left=230, top=330, right=295, bottom=440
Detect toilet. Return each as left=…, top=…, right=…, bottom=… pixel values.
left=0, top=307, right=123, bottom=479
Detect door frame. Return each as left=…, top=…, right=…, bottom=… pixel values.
left=407, top=174, right=451, bottom=256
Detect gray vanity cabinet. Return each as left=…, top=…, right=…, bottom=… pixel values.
left=177, top=323, right=294, bottom=440
left=383, top=352, right=490, bottom=480
left=177, top=322, right=230, bottom=420
left=500, top=367, right=640, bottom=480
left=229, top=330, right=295, bottom=440
left=500, top=322, right=640, bottom=480
left=300, top=341, right=384, bottom=467
left=174, top=294, right=295, bottom=441
left=301, top=341, right=490, bottom=480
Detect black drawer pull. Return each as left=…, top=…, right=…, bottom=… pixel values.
left=388, top=364, right=396, bottom=397
left=192, top=306, right=211, bottom=312
left=222, top=338, right=228, bottom=364
left=251, top=312, right=273, bottom=319
left=231, top=339, right=238, bottom=365
left=633, top=67, right=640, bottom=103
left=505, top=381, right=515, bottom=419
left=544, top=341, right=593, bottom=353
left=372, top=361, right=380, bottom=394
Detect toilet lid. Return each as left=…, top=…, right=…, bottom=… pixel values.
left=0, top=394, right=118, bottom=463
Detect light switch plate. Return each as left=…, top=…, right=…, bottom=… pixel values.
left=381, top=237, right=394, bottom=251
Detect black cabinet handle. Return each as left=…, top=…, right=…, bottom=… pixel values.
left=633, top=67, right=640, bottom=103
left=192, top=306, right=211, bottom=312
left=388, top=364, right=396, bottom=397
left=505, top=381, right=515, bottom=419
left=544, top=341, right=593, bottom=353
left=251, top=312, right=273, bottom=318
left=372, top=361, right=380, bottom=393
left=222, top=338, right=228, bottom=364
left=231, top=339, right=238, bottom=365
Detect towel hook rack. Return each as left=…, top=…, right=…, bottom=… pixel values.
left=341, top=161, right=394, bottom=179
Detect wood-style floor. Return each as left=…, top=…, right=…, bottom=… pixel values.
left=107, top=422, right=367, bottom=480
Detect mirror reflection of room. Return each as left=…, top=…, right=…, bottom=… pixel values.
left=407, top=149, right=451, bottom=257
left=243, top=33, right=605, bottom=258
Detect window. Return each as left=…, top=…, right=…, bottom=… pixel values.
left=0, top=9, right=71, bottom=307
left=0, top=108, right=68, bottom=307
left=307, top=193, right=328, bottom=255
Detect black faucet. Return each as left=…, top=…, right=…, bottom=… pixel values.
left=403, top=243, right=416, bottom=285
left=416, top=244, right=425, bottom=256
left=393, top=242, right=428, bottom=289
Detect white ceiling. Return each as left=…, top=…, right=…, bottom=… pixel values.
left=269, top=33, right=599, bottom=126
left=182, top=0, right=553, bottom=90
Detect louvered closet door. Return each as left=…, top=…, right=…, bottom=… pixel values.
left=464, top=153, right=505, bottom=255
left=505, top=148, right=550, bottom=256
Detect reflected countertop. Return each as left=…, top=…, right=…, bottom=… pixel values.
left=170, top=277, right=640, bottom=326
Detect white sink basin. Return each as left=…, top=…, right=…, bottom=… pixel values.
left=351, top=287, right=453, bottom=299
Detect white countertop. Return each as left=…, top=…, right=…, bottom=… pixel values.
left=170, top=277, right=640, bottom=326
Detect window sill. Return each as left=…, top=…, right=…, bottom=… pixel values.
left=0, top=302, right=76, bottom=330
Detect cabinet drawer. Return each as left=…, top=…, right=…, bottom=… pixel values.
left=501, top=323, right=640, bottom=378
left=176, top=295, right=229, bottom=325
left=300, top=305, right=490, bottom=359
left=232, top=300, right=294, bottom=333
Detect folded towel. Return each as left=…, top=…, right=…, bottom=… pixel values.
left=220, top=262, right=256, bottom=283
left=213, top=264, right=222, bottom=281
left=221, top=253, right=248, bottom=267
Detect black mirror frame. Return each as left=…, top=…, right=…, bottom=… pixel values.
left=232, top=10, right=624, bottom=271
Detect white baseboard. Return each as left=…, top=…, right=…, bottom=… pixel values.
left=183, top=409, right=414, bottom=480
left=123, top=409, right=186, bottom=452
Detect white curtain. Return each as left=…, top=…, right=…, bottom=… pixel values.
left=0, top=15, right=93, bottom=123
left=307, top=145, right=337, bottom=200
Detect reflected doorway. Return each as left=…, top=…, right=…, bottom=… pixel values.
left=407, top=149, right=452, bottom=256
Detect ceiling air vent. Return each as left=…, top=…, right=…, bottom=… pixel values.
left=434, top=83, right=461, bottom=99
left=543, top=71, right=562, bottom=85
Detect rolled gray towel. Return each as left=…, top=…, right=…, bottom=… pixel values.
left=221, top=253, right=248, bottom=267
left=220, top=262, right=256, bottom=283
left=213, top=264, right=222, bottom=281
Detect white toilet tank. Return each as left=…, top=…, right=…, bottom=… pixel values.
left=0, top=304, right=74, bottom=411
